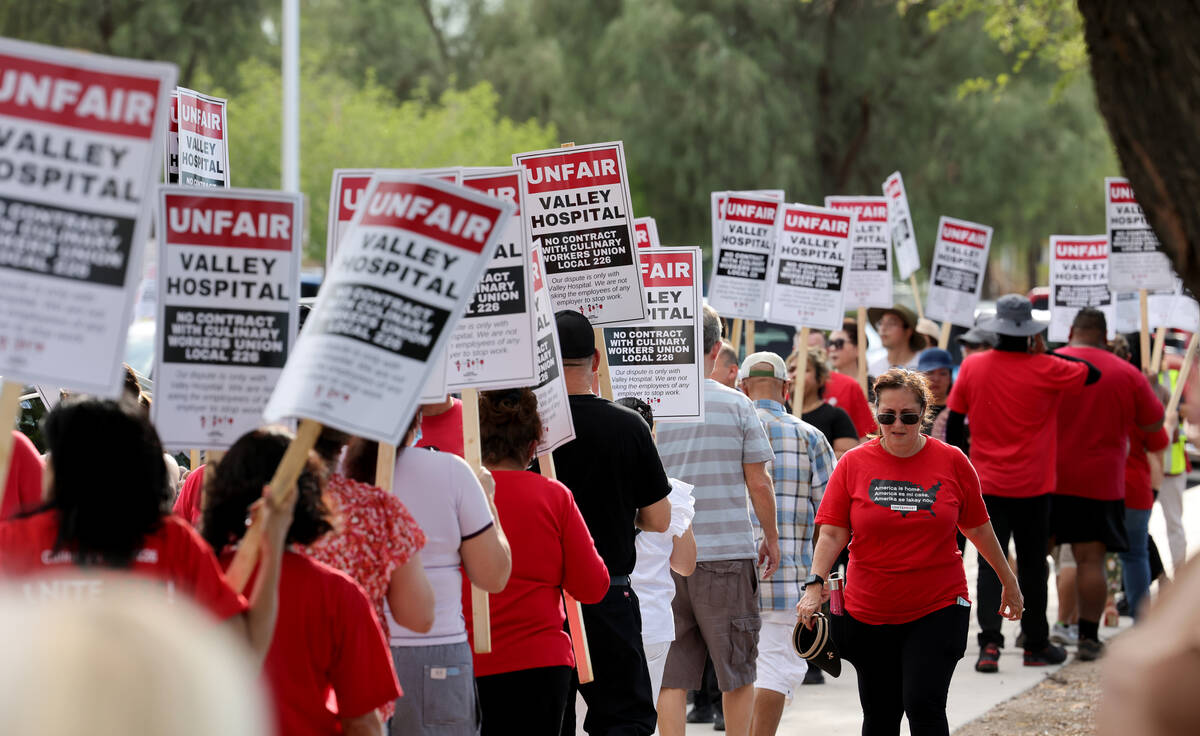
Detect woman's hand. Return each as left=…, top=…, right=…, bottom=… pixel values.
left=998, top=577, right=1024, bottom=621
left=795, top=584, right=828, bottom=630
left=475, top=466, right=495, bottom=501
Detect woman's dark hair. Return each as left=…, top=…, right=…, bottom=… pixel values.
left=201, top=427, right=332, bottom=553
left=342, top=412, right=421, bottom=484
left=42, top=395, right=170, bottom=567
left=840, top=319, right=859, bottom=347
left=479, top=388, right=542, bottom=467
left=615, top=396, right=654, bottom=430
left=872, top=368, right=936, bottom=429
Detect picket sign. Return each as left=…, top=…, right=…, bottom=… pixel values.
left=0, top=381, right=23, bottom=511
left=910, top=276, right=925, bottom=321
left=856, top=307, right=869, bottom=395
left=730, top=319, right=744, bottom=358
left=792, top=328, right=811, bottom=418
left=375, top=444, right=397, bottom=492
left=1139, top=289, right=1151, bottom=374
left=1150, top=326, right=1168, bottom=376
left=1164, top=333, right=1198, bottom=431
left=457, top=387, right=492, bottom=653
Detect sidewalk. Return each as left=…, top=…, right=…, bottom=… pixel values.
left=683, top=480, right=1200, bottom=735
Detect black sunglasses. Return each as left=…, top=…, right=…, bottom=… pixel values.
left=828, top=338, right=846, bottom=349
left=877, top=412, right=922, bottom=425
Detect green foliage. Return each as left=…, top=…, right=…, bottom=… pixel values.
left=215, top=58, right=555, bottom=261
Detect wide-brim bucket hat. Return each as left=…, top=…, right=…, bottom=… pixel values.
left=977, top=293, right=1048, bottom=337
left=866, top=304, right=925, bottom=353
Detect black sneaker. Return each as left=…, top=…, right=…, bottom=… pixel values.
left=976, top=642, right=1001, bottom=673
left=1077, top=638, right=1105, bottom=662
left=1024, top=643, right=1068, bottom=666
left=713, top=711, right=725, bottom=732
left=686, top=705, right=714, bottom=724
left=802, top=666, right=825, bottom=685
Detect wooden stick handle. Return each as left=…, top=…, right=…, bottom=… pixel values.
left=729, top=319, right=744, bottom=359
left=1150, top=326, right=1168, bottom=376
left=1164, top=332, right=1198, bottom=422
left=937, top=321, right=952, bottom=350
left=1139, top=289, right=1151, bottom=374
left=909, top=274, right=925, bottom=321
left=594, top=327, right=615, bottom=400
left=460, top=388, right=493, bottom=653
left=792, top=328, right=810, bottom=418
left=0, top=381, right=24, bottom=514
left=538, top=451, right=594, bottom=683
left=189, top=449, right=200, bottom=471
left=856, top=307, right=869, bottom=397
left=745, top=320, right=756, bottom=356
left=227, top=418, right=323, bottom=593
left=375, top=443, right=397, bottom=492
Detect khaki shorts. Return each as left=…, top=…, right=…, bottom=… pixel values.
left=661, top=559, right=761, bottom=692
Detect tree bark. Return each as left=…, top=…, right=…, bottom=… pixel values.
left=1077, top=1, right=1200, bottom=294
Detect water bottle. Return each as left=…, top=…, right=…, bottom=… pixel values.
left=828, top=571, right=845, bottom=616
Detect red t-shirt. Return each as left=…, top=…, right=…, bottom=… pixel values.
left=227, top=551, right=401, bottom=736
left=1125, top=426, right=1171, bottom=511
left=416, top=399, right=464, bottom=458
left=824, top=372, right=875, bottom=438
left=946, top=351, right=1088, bottom=498
left=1055, top=346, right=1164, bottom=501
left=463, top=470, right=609, bottom=677
left=814, top=437, right=989, bottom=625
left=0, top=511, right=246, bottom=620
left=172, top=464, right=205, bottom=525
left=1, top=431, right=43, bottom=521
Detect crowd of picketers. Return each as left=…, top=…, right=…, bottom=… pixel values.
left=0, top=292, right=1192, bottom=736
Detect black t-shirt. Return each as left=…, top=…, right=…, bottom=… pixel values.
left=802, top=402, right=858, bottom=447
left=545, top=394, right=671, bottom=576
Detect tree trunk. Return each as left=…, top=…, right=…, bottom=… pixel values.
left=1077, top=1, right=1200, bottom=295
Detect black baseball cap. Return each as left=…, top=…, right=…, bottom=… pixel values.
left=555, top=310, right=595, bottom=359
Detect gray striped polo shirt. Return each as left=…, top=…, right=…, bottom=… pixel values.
left=655, top=379, right=775, bottom=561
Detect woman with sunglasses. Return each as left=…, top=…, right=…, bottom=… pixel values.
left=796, top=368, right=1021, bottom=736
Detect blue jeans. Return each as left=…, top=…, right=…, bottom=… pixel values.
left=1119, top=507, right=1152, bottom=620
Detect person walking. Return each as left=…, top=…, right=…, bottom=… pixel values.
left=798, top=368, right=1023, bottom=736
left=656, top=305, right=779, bottom=736
left=1053, top=308, right=1163, bottom=658
left=945, top=294, right=1099, bottom=672
left=789, top=347, right=859, bottom=459
left=739, top=351, right=836, bottom=736
left=711, top=340, right=741, bottom=388
left=467, top=388, right=611, bottom=735
left=1159, top=356, right=1190, bottom=571
left=867, top=305, right=923, bottom=375
left=548, top=309, right=672, bottom=736
left=822, top=320, right=876, bottom=439
left=917, top=348, right=954, bottom=439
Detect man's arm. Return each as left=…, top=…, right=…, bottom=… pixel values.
left=1048, top=349, right=1101, bottom=385
left=744, top=461, right=779, bottom=578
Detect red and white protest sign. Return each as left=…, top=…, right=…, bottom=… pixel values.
left=0, top=39, right=176, bottom=396
left=634, top=216, right=660, bottom=249
left=708, top=191, right=781, bottom=321
left=513, top=141, right=645, bottom=325
left=154, top=187, right=302, bottom=449
left=176, top=87, right=229, bottom=188
left=445, top=167, right=539, bottom=391
left=925, top=216, right=992, bottom=328
left=164, top=89, right=179, bottom=183
left=882, top=172, right=921, bottom=280
left=825, top=196, right=893, bottom=309
left=1105, top=177, right=1174, bottom=292
left=529, top=240, right=575, bottom=453
left=1048, top=235, right=1113, bottom=342
left=604, top=247, right=705, bottom=423
left=265, top=175, right=513, bottom=443
left=768, top=204, right=853, bottom=331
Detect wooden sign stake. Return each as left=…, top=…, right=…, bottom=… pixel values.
left=538, top=451, right=595, bottom=683
left=1164, top=332, right=1198, bottom=431
left=0, top=381, right=25, bottom=512
left=1139, top=289, right=1151, bottom=374
left=460, top=387, right=493, bottom=653
left=792, top=327, right=810, bottom=418
left=1150, top=326, right=1168, bottom=376
left=856, top=307, right=869, bottom=397
left=189, top=449, right=201, bottom=471
left=594, top=327, right=615, bottom=400
left=909, top=275, right=925, bottom=320
left=937, top=321, right=953, bottom=350
left=228, top=418, right=323, bottom=592
left=375, top=443, right=397, bottom=492
left=729, top=319, right=744, bottom=358
left=745, top=320, right=756, bottom=356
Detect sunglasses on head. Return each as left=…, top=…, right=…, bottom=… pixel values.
left=877, top=412, right=922, bottom=425
left=828, top=338, right=846, bottom=349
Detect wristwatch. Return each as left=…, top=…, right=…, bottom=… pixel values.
left=801, top=573, right=825, bottom=590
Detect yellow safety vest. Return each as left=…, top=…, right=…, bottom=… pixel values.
left=1164, top=368, right=1187, bottom=476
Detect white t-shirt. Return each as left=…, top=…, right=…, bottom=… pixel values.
left=868, top=352, right=920, bottom=377
left=387, top=448, right=494, bottom=647
left=631, top=478, right=696, bottom=646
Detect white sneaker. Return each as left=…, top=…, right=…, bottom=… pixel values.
left=1050, top=622, right=1079, bottom=646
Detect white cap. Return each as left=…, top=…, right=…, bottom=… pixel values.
left=739, top=351, right=788, bottom=381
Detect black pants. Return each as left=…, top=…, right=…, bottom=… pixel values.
left=976, top=494, right=1051, bottom=650
left=560, top=585, right=657, bottom=736
left=477, top=665, right=573, bottom=736
left=835, top=604, right=970, bottom=736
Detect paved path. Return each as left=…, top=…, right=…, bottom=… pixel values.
left=681, top=479, right=1200, bottom=735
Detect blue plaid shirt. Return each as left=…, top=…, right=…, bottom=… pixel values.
left=752, top=399, right=836, bottom=611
